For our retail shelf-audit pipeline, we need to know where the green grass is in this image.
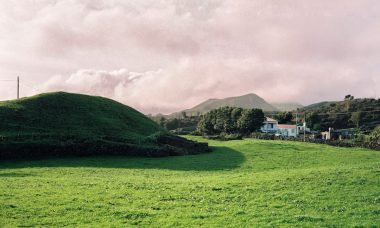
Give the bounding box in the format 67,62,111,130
1,138,379,227
0,92,207,158
0,92,161,141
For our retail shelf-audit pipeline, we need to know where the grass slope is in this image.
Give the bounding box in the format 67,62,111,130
0,92,208,158
0,138,379,227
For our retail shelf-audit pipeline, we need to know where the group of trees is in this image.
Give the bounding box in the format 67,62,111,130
157,116,199,132
304,97,380,131
196,107,265,135
275,112,293,124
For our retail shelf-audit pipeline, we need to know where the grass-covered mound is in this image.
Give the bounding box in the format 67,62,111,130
0,92,208,159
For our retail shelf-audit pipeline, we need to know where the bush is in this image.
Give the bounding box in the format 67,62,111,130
220,133,243,141
202,133,242,141
0,132,210,160
250,132,275,140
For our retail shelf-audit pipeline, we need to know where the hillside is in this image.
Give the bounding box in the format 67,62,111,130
0,92,208,159
272,102,303,111
299,98,380,131
170,93,278,118
301,101,338,111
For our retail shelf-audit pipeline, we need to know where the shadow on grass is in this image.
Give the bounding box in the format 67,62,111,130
0,172,34,177
0,146,245,171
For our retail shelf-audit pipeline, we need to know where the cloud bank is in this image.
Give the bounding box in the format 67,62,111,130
0,0,379,113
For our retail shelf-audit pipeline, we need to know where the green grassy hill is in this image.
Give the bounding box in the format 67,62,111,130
0,137,379,227
0,92,208,159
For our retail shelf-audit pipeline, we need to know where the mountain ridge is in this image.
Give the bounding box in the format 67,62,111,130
167,93,303,118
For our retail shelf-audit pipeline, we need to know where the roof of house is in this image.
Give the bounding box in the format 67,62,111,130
264,117,278,122
278,124,297,129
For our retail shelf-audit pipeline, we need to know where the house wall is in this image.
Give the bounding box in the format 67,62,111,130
278,128,297,137
261,122,278,133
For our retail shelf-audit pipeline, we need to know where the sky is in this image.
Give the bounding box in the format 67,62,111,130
0,0,379,114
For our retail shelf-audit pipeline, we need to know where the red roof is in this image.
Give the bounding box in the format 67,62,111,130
278,124,297,129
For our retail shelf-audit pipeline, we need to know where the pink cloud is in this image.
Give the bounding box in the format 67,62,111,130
0,0,379,113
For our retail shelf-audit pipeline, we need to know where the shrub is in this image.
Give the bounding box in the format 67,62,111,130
250,132,275,140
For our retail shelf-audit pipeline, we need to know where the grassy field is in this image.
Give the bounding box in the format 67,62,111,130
1,137,379,227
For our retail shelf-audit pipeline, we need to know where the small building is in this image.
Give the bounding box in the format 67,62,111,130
297,125,310,133
277,124,297,137
261,117,278,133
321,128,355,140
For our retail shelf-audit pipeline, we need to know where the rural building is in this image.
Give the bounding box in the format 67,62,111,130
297,125,310,133
321,128,355,140
277,124,298,137
261,117,279,133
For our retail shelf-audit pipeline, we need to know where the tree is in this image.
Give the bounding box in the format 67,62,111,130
181,111,187,119
344,94,354,101
368,126,380,144
197,111,216,135
165,118,180,130
306,112,321,130
159,117,166,128
277,112,293,124
350,111,362,129
196,107,264,136
237,109,265,135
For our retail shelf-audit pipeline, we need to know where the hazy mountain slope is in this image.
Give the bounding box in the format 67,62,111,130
170,93,278,117
272,103,303,111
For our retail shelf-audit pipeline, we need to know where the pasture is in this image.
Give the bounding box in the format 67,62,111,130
1,137,379,227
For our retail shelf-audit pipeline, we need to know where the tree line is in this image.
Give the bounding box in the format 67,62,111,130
196,106,265,136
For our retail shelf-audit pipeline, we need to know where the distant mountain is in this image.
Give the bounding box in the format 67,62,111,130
272,103,303,111
169,93,279,118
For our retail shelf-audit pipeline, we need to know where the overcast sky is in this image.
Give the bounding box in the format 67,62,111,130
0,0,379,114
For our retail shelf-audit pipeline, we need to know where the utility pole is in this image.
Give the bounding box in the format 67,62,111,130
303,112,306,142
295,112,298,137
17,76,19,99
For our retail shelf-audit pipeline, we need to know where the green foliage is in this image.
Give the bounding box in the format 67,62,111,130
0,138,379,227
368,126,380,143
164,118,180,130
276,111,293,124
306,112,321,130
197,107,264,136
152,115,200,134
350,111,363,128
344,94,354,101
237,109,265,135
301,98,380,131
0,92,209,159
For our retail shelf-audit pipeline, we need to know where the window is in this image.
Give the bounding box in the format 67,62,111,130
269,123,273,128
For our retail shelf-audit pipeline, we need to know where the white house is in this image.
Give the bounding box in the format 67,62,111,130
261,117,278,133
277,124,297,137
